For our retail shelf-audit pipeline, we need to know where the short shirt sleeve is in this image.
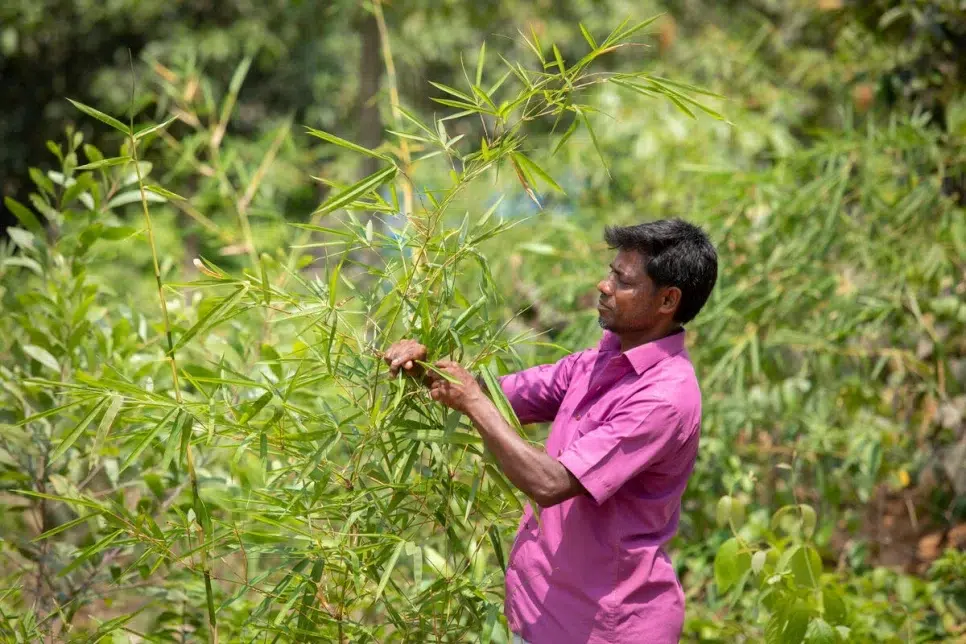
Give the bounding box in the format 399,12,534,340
498,352,581,425
557,398,690,505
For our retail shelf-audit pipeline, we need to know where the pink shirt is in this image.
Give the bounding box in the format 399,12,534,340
499,329,701,644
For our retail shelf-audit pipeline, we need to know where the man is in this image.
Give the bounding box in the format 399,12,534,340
383,219,718,644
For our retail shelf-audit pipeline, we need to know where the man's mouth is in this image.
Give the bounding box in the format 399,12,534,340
597,301,611,312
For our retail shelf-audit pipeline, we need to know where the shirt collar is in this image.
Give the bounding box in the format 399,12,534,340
598,329,687,375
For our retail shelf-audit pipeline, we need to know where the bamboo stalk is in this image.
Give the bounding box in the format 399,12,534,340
128,57,217,644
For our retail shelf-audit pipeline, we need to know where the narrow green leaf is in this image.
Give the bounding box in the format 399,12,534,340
172,286,248,353
475,41,486,87
551,116,579,157
579,24,598,49
58,530,122,577
372,540,406,605
18,397,98,426
67,99,131,134
259,253,272,306
32,512,99,542
75,156,132,171
51,398,109,462
488,525,506,573
512,153,565,193
4,197,44,236
578,110,609,176
314,166,397,216
305,127,390,160
120,408,178,473
145,184,186,201
92,395,123,459
134,116,178,141
614,14,663,42
239,391,273,424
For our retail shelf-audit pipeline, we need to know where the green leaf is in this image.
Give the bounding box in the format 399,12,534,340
488,525,506,573
67,99,130,134
17,397,98,426
790,545,822,588
314,166,397,216
23,344,60,373
145,184,186,201
372,540,406,605
579,23,597,49
475,41,486,87
751,549,767,575
99,226,140,241
32,512,99,542
7,227,35,251
613,14,663,43
578,109,609,176
714,537,750,593
172,286,248,353
62,173,95,209
800,504,817,538
75,156,132,171
51,398,110,462
92,395,123,459
822,587,847,624
805,618,836,644
4,197,44,236
120,408,178,473
305,127,390,160
512,153,565,194
106,190,166,209
716,495,732,528
239,391,273,424
452,294,487,331
134,116,178,141
58,529,122,577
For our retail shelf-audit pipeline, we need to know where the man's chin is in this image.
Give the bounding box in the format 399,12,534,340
597,316,613,331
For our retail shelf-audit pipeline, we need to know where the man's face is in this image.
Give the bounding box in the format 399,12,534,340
596,249,663,333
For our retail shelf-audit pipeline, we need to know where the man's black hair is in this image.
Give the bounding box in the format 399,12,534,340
604,218,718,324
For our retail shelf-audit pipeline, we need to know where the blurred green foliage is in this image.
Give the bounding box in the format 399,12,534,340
1,1,965,642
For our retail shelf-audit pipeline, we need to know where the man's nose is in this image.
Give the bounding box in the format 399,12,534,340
598,279,611,295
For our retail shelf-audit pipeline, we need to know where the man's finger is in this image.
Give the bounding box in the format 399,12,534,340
404,360,414,370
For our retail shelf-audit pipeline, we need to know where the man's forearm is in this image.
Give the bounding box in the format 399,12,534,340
463,397,583,508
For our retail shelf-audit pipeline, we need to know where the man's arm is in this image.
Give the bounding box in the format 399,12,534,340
432,360,587,508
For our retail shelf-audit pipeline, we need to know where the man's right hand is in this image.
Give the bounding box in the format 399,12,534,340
383,339,428,378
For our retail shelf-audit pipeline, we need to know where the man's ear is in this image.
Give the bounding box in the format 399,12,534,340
659,286,682,316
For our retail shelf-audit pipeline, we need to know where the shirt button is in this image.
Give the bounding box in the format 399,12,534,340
574,413,581,419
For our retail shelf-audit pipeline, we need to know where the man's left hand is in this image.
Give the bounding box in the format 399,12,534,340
427,360,487,415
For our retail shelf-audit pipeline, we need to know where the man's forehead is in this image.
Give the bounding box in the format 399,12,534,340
611,249,645,273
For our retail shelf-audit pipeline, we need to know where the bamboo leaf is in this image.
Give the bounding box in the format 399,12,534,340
172,285,248,353
314,166,398,216
120,408,178,473
134,116,179,141
51,398,109,462
92,395,124,460
372,540,406,605
75,156,132,171
67,99,131,134
475,41,486,87
578,109,609,176
512,153,565,193
145,184,186,201
305,127,390,160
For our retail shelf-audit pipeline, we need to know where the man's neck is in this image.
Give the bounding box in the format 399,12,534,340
616,324,682,353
